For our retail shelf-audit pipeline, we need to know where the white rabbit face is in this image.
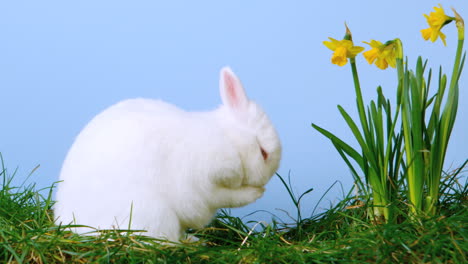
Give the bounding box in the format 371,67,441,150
231,102,281,187
218,67,281,188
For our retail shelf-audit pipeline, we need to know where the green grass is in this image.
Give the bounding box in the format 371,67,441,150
1,158,467,263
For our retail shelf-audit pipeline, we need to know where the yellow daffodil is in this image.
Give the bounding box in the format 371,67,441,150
363,40,397,70
421,5,454,46
323,37,364,66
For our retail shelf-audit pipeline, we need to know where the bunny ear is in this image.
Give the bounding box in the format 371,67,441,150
219,66,249,111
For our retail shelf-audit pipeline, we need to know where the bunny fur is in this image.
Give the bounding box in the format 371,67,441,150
54,67,281,242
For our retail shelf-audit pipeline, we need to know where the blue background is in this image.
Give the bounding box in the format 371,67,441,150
1,1,466,222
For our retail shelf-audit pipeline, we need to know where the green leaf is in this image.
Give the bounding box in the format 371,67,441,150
336,105,378,170
312,123,364,169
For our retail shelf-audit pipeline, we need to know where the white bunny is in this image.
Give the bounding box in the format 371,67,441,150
54,67,281,242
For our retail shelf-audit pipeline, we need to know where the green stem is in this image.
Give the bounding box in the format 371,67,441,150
350,58,377,170
350,58,369,133
350,58,387,220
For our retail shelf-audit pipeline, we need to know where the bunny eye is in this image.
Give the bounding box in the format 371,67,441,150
260,147,268,161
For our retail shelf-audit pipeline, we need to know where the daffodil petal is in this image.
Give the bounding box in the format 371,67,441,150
323,41,336,51
364,40,383,48
439,31,447,46
348,46,364,58
323,37,341,51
